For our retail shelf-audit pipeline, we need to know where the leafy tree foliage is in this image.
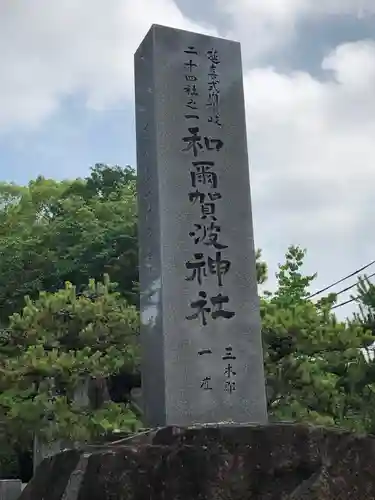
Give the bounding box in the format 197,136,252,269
262,246,375,432
353,276,375,337
0,164,138,325
1,164,375,476
255,249,268,285
0,276,140,446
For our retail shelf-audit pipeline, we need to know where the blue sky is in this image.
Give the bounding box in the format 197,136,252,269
0,98,135,183
1,0,375,318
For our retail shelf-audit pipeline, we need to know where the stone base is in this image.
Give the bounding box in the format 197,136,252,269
0,479,22,500
20,423,375,499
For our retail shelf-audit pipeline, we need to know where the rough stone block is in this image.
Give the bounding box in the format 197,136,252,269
20,424,375,499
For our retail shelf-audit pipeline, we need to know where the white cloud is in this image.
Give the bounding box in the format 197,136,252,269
245,39,375,313
246,39,375,190
217,0,375,61
0,0,216,132
322,40,375,91
1,0,374,132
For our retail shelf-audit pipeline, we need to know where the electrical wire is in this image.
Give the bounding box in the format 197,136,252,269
331,296,358,310
330,273,375,310
331,271,375,298
307,259,375,299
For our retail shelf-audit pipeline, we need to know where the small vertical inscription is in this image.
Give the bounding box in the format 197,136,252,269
222,346,237,394
198,348,213,391
206,48,222,127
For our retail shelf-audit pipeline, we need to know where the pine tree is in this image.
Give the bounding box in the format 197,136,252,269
262,246,375,431
0,276,141,446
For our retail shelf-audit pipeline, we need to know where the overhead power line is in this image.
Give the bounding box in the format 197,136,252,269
331,296,358,310
307,259,375,300
330,272,375,311
332,271,375,298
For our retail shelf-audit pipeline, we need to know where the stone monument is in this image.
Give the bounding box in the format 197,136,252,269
135,24,267,427
20,25,375,500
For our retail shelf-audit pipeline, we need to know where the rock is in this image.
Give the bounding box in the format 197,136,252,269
20,423,375,499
